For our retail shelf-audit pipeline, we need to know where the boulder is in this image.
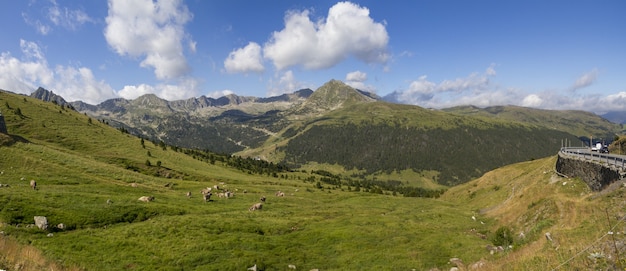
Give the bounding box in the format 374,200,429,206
34,216,48,230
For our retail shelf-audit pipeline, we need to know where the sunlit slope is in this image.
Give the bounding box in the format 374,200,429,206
441,156,626,270
264,101,580,185
443,105,620,139
0,90,493,271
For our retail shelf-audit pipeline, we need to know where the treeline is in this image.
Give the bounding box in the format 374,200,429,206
136,135,292,177
310,170,445,198
226,156,291,176
282,122,577,185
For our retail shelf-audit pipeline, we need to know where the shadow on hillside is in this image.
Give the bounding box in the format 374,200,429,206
0,133,30,147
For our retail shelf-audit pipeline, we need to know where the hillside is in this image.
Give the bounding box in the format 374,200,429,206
248,101,581,185
443,105,620,141
441,156,626,270
26,81,610,186
0,90,624,270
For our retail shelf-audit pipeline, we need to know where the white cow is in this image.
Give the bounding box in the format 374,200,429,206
249,203,263,211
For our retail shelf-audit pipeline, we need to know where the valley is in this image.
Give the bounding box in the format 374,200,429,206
0,87,625,270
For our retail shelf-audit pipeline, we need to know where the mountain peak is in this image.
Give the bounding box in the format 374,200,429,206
297,80,376,114
30,87,69,106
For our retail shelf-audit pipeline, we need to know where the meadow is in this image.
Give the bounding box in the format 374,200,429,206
1,91,625,270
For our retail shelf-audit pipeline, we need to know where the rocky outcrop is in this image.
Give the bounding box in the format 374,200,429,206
556,154,622,191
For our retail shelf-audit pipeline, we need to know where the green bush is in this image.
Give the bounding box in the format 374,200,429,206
492,226,514,247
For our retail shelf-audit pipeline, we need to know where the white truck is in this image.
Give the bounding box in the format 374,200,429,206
591,142,608,153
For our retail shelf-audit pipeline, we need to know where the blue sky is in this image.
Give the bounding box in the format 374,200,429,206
0,0,624,113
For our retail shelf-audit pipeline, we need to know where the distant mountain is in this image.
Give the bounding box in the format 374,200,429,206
601,111,626,125
442,105,620,141
25,80,621,185
293,79,377,115
30,87,70,107
62,87,314,153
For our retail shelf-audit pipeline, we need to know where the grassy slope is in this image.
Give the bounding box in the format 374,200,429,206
0,92,489,270
442,105,620,139
442,156,626,270
1,91,623,270
268,102,580,185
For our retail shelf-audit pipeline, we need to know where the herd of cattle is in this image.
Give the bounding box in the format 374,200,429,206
133,183,289,212
20,178,290,212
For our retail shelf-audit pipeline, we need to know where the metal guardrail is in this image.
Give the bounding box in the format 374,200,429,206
559,147,626,172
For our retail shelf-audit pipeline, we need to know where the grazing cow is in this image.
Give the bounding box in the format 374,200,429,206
224,191,234,198
203,192,212,202
260,196,266,202
213,185,220,190
186,191,192,198
275,191,285,197
200,187,212,195
249,203,263,211
138,196,155,202
30,180,37,190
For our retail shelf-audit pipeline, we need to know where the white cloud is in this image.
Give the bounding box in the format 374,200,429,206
118,77,199,101
346,70,367,82
394,66,496,106
485,63,497,76
104,0,194,80
385,63,626,114
47,1,94,30
22,12,52,35
53,66,117,104
22,0,94,35
263,1,389,70
345,70,376,92
571,68,598,91
521,94,543,107
119,76,200,101
0,40,116,104
268,70,304,96
224,42,265,74
206,89,234,99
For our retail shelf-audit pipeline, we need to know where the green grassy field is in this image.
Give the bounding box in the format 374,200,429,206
1,91,624,270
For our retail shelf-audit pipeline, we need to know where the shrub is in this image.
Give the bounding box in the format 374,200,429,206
492,226,514,247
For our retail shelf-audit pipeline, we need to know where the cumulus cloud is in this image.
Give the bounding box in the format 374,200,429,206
104,0,193,80
570,68,598,91
345,70,376,92
268,70,304,96
0,40,116,104
263,1,389,70
391,65,496,106
206,89,234,99
521,94,543,108
346,71,367,82
224,42,265,74
118,77,200,101
384,63,626,114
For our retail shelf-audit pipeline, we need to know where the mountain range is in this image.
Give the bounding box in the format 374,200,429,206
22,80,622,185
